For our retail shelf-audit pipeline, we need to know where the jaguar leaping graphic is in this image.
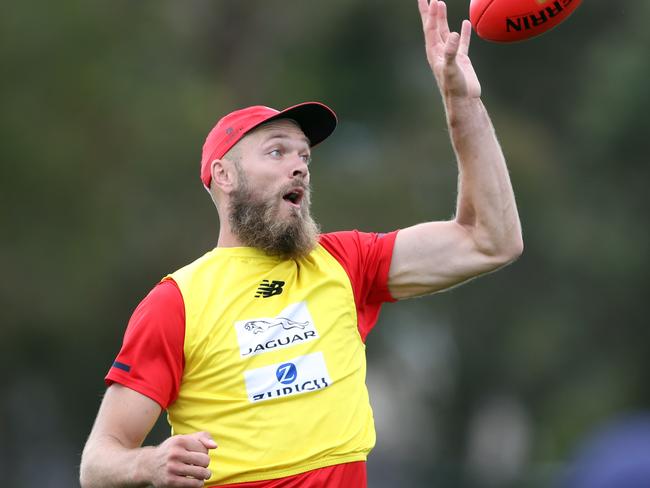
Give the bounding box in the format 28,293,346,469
244,318,310,334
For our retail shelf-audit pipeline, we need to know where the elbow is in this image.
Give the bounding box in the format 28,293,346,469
496,233,524,266
79,467,90,488
508,233,524,261
477,231,523,269
79,458,92,488
79,444,98,488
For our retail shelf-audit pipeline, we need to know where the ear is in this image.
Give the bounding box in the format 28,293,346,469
211,159,236,194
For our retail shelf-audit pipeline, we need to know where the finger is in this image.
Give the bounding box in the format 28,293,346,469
184,432,217,452
437,1,451,43
171,461,212,481
179,450,211,468
417,0,429,19
444,31,461,63
169,478,205,488
420,0,442,45
180,438,210,455
459,19,472,56
197,431,218,450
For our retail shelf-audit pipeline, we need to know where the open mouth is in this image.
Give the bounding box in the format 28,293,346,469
282,188,305,207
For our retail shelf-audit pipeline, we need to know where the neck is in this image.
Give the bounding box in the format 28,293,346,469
217,227,244,248
215,209,242,248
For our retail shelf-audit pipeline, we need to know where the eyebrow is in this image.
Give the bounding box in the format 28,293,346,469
261,133,311,147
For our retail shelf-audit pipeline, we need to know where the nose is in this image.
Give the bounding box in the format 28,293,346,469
290,155,309,180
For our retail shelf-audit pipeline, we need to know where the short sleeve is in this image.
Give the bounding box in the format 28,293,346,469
105,278,185,409
319,230,399,341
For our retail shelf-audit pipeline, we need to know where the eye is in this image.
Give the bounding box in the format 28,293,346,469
300,154,312,164
269,149,282,158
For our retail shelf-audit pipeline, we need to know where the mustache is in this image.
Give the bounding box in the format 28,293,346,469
279,178,309,193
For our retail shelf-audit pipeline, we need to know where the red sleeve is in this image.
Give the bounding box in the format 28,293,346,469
319,230,399,341
105,278,185,409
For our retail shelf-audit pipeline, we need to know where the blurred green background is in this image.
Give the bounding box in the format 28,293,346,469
1,1,648,487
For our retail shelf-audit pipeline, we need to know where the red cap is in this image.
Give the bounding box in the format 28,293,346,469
200,102,337,189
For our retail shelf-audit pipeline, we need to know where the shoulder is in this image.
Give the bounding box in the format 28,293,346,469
139,278,183,311
319,230,399,262
125,279,185,336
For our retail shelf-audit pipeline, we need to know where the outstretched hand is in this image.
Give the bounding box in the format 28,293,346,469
417,0,481,100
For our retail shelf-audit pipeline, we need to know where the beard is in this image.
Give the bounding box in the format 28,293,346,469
228,174,320,260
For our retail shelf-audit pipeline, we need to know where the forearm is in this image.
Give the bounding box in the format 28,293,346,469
445,96,523,258
80,435,154,488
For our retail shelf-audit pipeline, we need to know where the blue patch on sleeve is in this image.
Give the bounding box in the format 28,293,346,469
112,361,131,373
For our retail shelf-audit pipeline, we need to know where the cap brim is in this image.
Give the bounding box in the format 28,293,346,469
264,102,337,148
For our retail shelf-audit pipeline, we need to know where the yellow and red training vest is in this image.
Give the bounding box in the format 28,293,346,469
106,230,397,485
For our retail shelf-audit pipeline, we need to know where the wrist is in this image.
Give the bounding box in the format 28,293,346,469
445,98,495,147
132,446,156,486
443,94,482,111
444,96,486,130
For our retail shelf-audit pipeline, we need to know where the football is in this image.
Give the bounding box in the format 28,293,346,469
470,0,583,42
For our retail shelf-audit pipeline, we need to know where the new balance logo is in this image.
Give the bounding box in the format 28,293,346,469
254,280,285,298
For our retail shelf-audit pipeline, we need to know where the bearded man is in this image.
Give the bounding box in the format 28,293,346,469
80,2,523,487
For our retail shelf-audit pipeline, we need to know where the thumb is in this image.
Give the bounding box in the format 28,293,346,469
196,431,218,449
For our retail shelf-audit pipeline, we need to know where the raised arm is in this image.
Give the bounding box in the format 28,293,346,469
388,0,523,300
80,384,216,488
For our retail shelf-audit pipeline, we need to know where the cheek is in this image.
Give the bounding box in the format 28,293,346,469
258,174,285,196
246,179,281,203
237,161,286,197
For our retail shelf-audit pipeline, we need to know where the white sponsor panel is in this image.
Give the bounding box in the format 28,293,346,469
243,352,331,403
234,301,318,358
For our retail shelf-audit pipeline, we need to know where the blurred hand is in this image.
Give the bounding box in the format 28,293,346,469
418,0,481,100
146,431,218,488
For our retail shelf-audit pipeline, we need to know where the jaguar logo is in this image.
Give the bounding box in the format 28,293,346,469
243,318,309,335
234,301,318,358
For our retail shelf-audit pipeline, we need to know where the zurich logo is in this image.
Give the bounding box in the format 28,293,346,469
276,363,298,384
